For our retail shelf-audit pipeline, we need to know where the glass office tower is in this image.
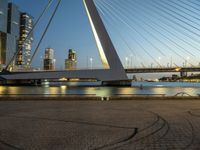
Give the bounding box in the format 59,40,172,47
0,0,8,33
6,3,20,66
17,13,33,68
0,0,8,68
65,49,77,70
43,48,55,70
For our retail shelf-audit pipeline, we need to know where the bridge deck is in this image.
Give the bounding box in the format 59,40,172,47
125,67,200,73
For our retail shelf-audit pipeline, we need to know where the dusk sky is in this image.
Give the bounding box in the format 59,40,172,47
9,0,200,69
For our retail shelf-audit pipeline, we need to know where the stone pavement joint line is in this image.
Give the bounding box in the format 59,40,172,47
0,100,199,150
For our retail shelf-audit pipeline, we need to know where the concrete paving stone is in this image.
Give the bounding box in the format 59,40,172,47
0,100,200,149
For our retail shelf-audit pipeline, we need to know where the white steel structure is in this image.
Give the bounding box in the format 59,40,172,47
0,0,128,82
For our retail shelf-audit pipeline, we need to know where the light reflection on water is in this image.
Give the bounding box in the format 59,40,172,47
0,82,200,97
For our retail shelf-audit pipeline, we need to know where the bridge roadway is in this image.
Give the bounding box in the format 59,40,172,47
0,67,200,82
125,67,200,73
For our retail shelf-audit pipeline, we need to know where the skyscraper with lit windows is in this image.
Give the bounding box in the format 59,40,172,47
17,13,33,68
0,0,8,68
43,48,55,70
65,49,77,70
0,1,21,69
7,3,20,68
0,1,33,70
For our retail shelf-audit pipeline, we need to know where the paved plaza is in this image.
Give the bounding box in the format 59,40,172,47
0,99,200,150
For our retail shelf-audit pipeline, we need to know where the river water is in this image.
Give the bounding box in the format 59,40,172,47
0,81,200,97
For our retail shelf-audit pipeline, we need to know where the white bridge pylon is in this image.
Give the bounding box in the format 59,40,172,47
0,0,128,82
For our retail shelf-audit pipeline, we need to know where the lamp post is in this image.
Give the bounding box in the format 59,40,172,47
130,54,133,68
40,56,43,70
90,58,93,69
151,63,153,68
158,57,161,68
53,59,56,70
167,63,170,68
170,56,173,67
125,57,128,68
185,56,190,67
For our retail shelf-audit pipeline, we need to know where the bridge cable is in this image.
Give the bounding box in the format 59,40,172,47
130,0,200,54
97,0,164,67
115,0,195,58
96,1,147,67
131,0,200,46
98,0,166,58
29,0,62,66
96,2,141,61
127,0,200,56
5,0,54,71
167,0,200,22
178,0,200,12
153,0,200,30
148,0,200,38
98,0,162,67
100,0,196,67
126,0,196,66
187,0,200,9
121,0,197,57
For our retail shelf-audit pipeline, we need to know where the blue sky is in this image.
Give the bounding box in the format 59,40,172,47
11,0,99,69
9,0,200,69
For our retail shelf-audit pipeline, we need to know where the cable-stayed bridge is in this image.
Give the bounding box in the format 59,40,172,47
1,0,200,85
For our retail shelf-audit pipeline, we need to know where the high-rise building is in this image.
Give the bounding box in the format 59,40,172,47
0,0,8,68
65,49,77,70
0,32,6,65
0,1,33,71
0,0,8,33
43,48,55,70
7,3,20,37
7,3,20,67
17,13,33,68
0,2,20,68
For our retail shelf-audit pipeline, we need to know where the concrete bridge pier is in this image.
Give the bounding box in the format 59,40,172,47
180,71,188,77
102,80,132,86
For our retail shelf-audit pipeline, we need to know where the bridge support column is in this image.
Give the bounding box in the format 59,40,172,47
102,80,132,86
180,71,187,77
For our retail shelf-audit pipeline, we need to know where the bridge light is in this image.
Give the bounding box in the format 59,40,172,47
175,67,181,72
59,77,68,81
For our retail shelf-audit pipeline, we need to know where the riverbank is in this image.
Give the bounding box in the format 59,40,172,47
1,95,200,101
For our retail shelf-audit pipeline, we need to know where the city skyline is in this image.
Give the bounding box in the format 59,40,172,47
7,0,200,70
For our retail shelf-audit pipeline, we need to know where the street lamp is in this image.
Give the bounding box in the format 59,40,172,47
158,57,161,67
167,63,170,68
151,63,153,68
40,56,43,70
130,54,133,68
125,57,128,68
185,56,190,67
90,58,93,69
53,59,56,70
170,56,172,67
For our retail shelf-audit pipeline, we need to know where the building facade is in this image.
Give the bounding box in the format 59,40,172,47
0,2,21,68
17,13,33,68
0,32,6,65
65,49,77,70
7,3,20,37
43,48,55,70
0,0,8,33
7,3,20,67
0,0,8,68
0,1,34,71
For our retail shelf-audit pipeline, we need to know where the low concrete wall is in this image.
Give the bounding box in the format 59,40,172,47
0,96,200,101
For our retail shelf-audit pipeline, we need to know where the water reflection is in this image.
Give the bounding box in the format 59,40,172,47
60,85,67,94
1,82,200,97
